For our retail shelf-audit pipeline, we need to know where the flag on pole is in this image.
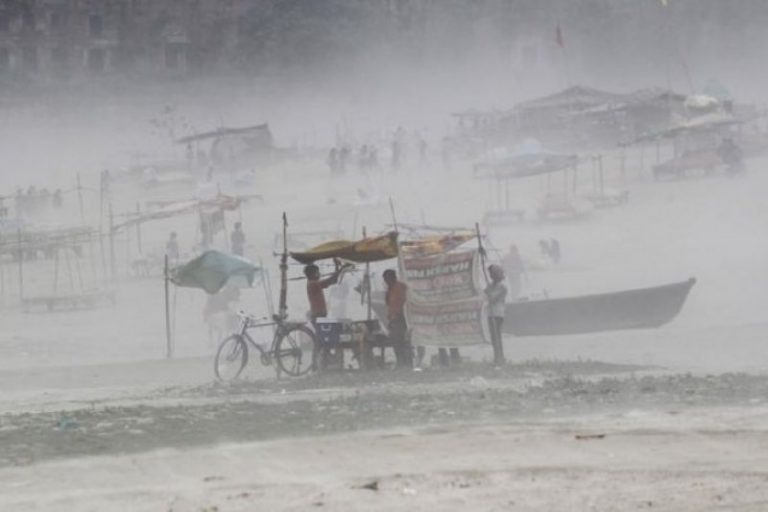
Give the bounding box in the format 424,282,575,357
556,23,565,48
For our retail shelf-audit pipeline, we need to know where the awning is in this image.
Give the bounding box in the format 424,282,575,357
399,234,475,257
290,232,398,264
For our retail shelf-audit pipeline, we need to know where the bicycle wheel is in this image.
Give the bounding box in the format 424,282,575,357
275,324,317,377
214,334,249,381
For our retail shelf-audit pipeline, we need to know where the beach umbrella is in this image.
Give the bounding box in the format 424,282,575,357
171,250,261,295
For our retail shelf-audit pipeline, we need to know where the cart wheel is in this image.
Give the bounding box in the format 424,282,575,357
214,334,248,381
275,324,317,377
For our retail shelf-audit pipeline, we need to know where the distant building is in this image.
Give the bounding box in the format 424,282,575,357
0,0,251,82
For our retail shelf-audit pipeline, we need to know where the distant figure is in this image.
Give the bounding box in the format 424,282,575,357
100,169,112,197
502,244,524,299
339,146,351,174
484,264,507,366
384,269,412,368
550,238,561,264
419,137,428,167
391,140,401,170
367,146,380,170
358,145,369,171
186,143,194,166
200,219,212,248
717,137,744,174
166,232,179,262
539,239,552,262
231,221,245,257
52,189,63,209
327,148,339,174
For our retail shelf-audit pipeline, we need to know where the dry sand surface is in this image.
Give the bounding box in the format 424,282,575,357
2,364,768,511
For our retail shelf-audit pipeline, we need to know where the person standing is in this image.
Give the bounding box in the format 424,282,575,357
305,261,345,322
550,238,561,264
383,269,412,368
231,222,245,257
484,264,507,365
327,148,339,175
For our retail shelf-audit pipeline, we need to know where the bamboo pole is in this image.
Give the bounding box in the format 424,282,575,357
52,247,60,295
76,173,85,224
278,213,288,319
136,202,142,254
363,226,371,321
16,228,23,301
164,254,173,358
109,202,116,282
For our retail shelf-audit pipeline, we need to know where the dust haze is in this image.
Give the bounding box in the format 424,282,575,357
1,1,768,510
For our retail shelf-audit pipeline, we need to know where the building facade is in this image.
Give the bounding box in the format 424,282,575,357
0,0,251,82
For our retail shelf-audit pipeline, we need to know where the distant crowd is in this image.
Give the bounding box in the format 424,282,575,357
327,127,431,175
13,186,65,218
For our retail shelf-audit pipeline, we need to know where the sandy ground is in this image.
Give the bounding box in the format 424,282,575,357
1,134,767,510
2,366,768,511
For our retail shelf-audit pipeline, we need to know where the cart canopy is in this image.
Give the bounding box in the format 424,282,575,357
290,232,398,264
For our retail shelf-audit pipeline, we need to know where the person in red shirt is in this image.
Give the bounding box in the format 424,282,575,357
384,269,412,368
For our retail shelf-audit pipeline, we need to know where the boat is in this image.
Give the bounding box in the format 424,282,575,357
504,278,696,336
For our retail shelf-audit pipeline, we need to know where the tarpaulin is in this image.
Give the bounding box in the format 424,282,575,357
290,232,398,264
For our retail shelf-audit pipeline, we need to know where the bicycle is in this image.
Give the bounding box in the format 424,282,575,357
214,311,317,381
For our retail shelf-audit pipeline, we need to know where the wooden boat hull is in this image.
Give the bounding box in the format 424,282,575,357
504,278,696,336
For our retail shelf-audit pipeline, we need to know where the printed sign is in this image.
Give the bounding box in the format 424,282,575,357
401,250,480,302
406,299,488,347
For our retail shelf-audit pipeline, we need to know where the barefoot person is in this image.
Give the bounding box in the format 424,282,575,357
484,264,508,365
305,261,345,323
384,269,413,368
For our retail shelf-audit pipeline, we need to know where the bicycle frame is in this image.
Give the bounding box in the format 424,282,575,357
235,313,309,366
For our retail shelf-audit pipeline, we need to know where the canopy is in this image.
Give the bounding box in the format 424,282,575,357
171,250,261,294
113,195,242,232
475,152,578,179
176,124,271,144
628,112,741,144
400,233,475,257
290,232,398,264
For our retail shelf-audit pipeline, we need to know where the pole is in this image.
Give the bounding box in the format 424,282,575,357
598,155,605,195
108,201,116,282
76,173,85,224
164,254,173,358
278,212,288,319
475,222,488,285
99,172,106,280
388,197,399,234
363,226,372,320
136,202,142,254
16,228,23,301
